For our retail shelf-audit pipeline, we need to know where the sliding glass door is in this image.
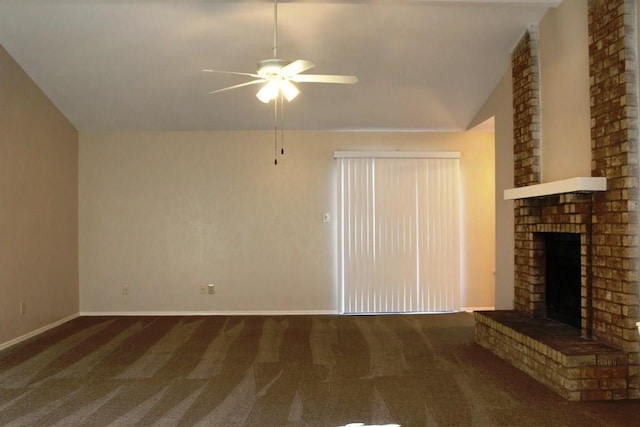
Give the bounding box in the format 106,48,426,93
337,152,461,314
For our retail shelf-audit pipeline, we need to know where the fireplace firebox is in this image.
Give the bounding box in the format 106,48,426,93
543,233,581,329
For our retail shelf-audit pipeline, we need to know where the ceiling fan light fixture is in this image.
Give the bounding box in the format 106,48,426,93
280,80,299,102
256,79,299,103
256,80,280,103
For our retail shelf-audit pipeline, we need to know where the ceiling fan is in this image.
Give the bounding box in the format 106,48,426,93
202,0,358,103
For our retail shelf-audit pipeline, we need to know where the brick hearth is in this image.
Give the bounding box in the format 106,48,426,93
476,311,628,401
475,0,640,401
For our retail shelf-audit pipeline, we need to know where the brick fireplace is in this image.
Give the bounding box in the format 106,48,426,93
475,0,640,401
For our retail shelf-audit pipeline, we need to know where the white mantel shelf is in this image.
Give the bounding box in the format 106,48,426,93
504,177,607,200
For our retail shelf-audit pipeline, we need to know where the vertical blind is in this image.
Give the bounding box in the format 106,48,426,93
336,152,461,314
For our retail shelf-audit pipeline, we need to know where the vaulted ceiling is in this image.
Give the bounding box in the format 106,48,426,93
0,0,559,132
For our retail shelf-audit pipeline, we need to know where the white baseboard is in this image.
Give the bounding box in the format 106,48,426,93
0,313,80,352
79,310,339,316
461,306,495,312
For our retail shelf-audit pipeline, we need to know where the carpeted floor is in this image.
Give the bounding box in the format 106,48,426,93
0,313,639,426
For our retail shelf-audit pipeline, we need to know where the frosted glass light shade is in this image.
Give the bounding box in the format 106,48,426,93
280,80,299,101
256,79,299,103
256,80,279,103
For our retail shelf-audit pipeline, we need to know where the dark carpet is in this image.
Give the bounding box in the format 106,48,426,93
0,313,638,426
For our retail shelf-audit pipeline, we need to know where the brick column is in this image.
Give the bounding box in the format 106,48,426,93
512,27,543,315
589,0,640,399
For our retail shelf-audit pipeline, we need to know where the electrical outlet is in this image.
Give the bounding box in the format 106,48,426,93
207,284,215,295
199,285,207,295
20,301,26,316
122,286,129,296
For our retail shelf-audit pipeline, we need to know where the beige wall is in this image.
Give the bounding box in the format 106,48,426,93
80,131,495,313
0,45,79,346
539,0,591,181
471,69,515,310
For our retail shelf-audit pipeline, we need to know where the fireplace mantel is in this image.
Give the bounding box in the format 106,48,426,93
504,177,607,200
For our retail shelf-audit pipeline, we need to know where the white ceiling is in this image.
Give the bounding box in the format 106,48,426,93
0,0,559,132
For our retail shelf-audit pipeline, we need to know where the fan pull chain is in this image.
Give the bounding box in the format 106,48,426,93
274,95,278,165
273,92,286,165
279,92,285,156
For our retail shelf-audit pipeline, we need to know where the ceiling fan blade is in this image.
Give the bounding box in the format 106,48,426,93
280,59,316,77
202,69,261,79
291,74,359,84
208,79,266,95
